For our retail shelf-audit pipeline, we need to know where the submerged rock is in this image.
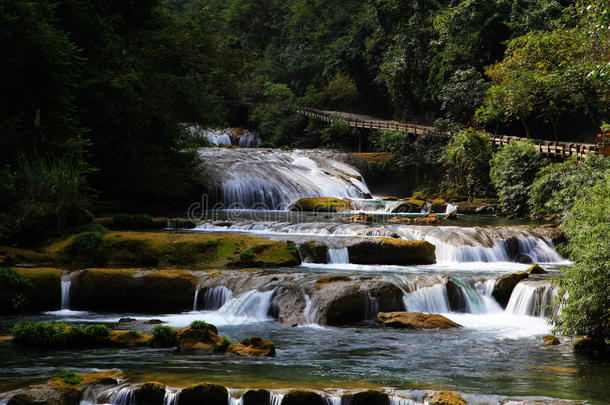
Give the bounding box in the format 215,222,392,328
424,391,468,405
176,384,228,405
412,213,441,225
281,390,327,405
347,238,436,265
543,335,560,346
376,312,462,329
290,197,351,212
228,336,275,357
492,271,529,308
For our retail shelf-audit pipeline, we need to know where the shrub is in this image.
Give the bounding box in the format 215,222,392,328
57,369,83,385
11,321,74,347
552,175,610,341
150,325,177,348
1,253,15,267
239,250,255,260
190,320,212,330
490,140,545,216
214,336,231,353
83,324,110,338
68,232,105,260
0,268,29,290
440,128,494,199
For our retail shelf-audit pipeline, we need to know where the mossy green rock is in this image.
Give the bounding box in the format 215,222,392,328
281,391,327,405
391,198,426,213
298,242,328,263
290,197,351,212
573,337,609,356
528,264,548,274
492,272,529,308
176,384,228,405
1,268,61,314
342,390,390,405
377,312,462,329
424,392,468,405
348,238,435,265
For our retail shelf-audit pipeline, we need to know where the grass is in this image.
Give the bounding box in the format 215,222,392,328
190,320,213,330
57,370,83,385
150,326,177,348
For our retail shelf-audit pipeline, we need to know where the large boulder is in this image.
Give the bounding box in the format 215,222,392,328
1,268,61,314
342,391,389,405
298,242,328,263
445,280,467,312
528,264,548,274
376,312,461,329
492,272,529,308
133,383,166,405
281,391,327,405
424,392,468,405
391,198,426,213
241,389,271,405
228,336,275,357
542,335,560,346
348,238,435,265
290,197,351,212
176,325,222,354
269,285,307,326
412,213,441,225
176,384,228,405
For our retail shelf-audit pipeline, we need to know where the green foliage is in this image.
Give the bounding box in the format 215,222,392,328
150,325,178,348
553,175,610,340
112,214,155,230
239,250,255,260
68,232,105,261
214,336,232,353
529,155,610,218
83,324,110,338
440,128,494,199
0,268,29,291
125,330,142,338
320,119,356,150
11,321,74,347
57,370,83,385
490,140,545,216
190,320,212,330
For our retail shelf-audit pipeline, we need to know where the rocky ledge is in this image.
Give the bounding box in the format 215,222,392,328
376,312,462,329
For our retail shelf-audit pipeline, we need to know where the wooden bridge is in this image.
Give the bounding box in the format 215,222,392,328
297,107,600,159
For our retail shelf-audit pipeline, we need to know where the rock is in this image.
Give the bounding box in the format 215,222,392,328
424,392,468,405
176,384,228,405
119,318,137,323
543,335,560,345
391,198,426,213
573,337,609,356
342,390,389,405
280,390,327,405
528,264,548,274
444,212,459,220
376,312,461,329
381,196,399,201
456,200,498,215
228,336,275,357
143,319,164,325
412,213,441,225
348,238,435,265
492,272,529,308
315,275,351,287
176,326,222,354
107,330,151,347
515,254,533,264
134,383,166,405
388,217,412,224
166,219,197,229
445,280,467,312
290,197,351,212
345,213,377,223
1,268,62,314
298,242,328,263
241,389,271,405
269,285,307,326
430,199,447,213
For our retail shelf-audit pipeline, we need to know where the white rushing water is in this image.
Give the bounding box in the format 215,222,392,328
61,280,71,310
327,247,349,264
403,284,451,313
185,127,261,147
198,148,371,209
201,286,234,311
505,280,556,317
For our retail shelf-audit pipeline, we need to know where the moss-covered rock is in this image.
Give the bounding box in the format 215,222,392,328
492,272,529,308
412,213,441,225
107,330,151,347
298,242,328,263
133,383,166,405
176,326,222,354
0,268,61,314
388,217,412,224
290,197,351,212
543,335,560,346
424,391,468,405
430,199,447,213
228,336,276,357
70,269,196,313
315,275,351,287
528,264,548,274
573,337,609,356
348,238,435,265
241,389,271,405
377,312,462,329
391,198,426,213
342,390,389,405
345,213,377,223
456,200,498,215
280,390,327,405
176,384,228,405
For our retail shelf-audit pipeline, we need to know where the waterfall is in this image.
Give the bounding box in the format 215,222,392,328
505,281,557,317
453,278,502,314
420,202,432,214
326,396,342,405
403,284,451,313
327,247,349,264
445,203,458,214
270,393,284,405
163,389,179,405
192,288,200,311
303,294,318,324
109,388,134,405
202,286,233,310
227,392,242,405
61,280,72,310
218,289,276,321
389,396,417,405
365,292,380,320
198,148,371,209
517,237,564,263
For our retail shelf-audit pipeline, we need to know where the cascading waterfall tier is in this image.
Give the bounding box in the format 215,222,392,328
198,148,372,209
61,280,72,310
201,286,233,311
185,126,261,147
505,280,557,317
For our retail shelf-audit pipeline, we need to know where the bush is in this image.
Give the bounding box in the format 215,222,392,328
440,128,494,199
68,232,105,261
0,268,29,290
239,250,255,260
83,324,110,338
490,140,545,216
150,326,177,348
529,155,610,219
553,175,610,340
190,320,212,330
112,214,155,230
57,370,83,385
214,336,231,353
11,321,74,347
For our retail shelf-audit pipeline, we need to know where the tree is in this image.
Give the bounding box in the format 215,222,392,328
489,140,545,216
553,174,610,341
